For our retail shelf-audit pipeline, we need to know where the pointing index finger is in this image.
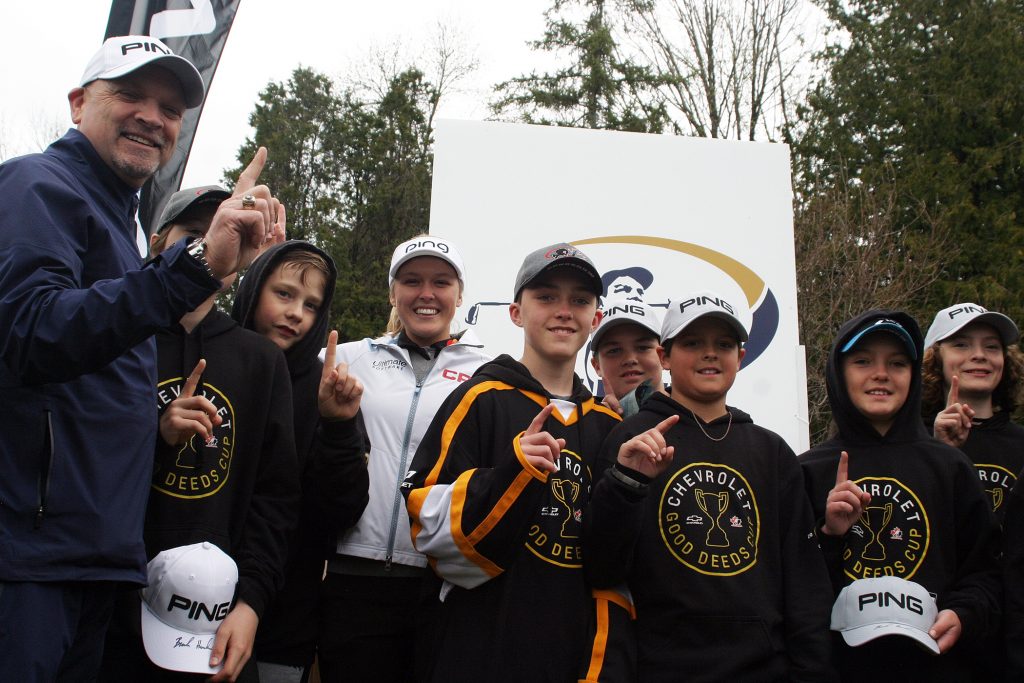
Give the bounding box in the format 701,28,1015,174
181,359,206,399
323,331,338,379
234,147,267,195
835,450,849,487
946,374,959,408
525,403,556,437
656,414,680,434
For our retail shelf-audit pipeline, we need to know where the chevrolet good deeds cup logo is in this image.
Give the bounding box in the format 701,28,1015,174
974,463,1015,513
526,449,591,568
659,462,760,576
844,477,929,581
154,378,236,499
574,236,780,367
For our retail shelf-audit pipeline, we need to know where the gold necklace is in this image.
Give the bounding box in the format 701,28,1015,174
690,408,732,442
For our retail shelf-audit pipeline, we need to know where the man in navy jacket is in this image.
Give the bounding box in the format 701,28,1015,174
0,36,284,681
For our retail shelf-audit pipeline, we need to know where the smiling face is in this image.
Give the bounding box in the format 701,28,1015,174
69,65,185,188
591,325,663,398
511,269,601,367
390,256,462,346
254,262,327,351
661,316,744,417
937,322,1004,403
842,332,912,435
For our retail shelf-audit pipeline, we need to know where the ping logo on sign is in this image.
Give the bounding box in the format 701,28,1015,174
679,295,735,315
405,239,449,254
857,591,924,615
167,594,230,622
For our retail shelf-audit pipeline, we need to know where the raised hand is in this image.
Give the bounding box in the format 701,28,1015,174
319,330,363,421
822,451,871,537
616,414,679,478
518,403,565,474
159,359,221,446
203,147,286,280
933,374,974,448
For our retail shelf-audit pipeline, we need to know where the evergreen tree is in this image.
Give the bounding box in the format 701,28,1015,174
492,0,669,132
226,66,438,340
795,0,1024,322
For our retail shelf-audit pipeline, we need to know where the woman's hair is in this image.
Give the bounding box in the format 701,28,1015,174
921,342,1024,415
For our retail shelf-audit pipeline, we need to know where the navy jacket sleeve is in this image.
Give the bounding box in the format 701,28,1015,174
0,164,218,385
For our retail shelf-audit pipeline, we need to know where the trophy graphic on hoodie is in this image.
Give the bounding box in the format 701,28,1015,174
552,479,581,538
859,503,894,561
695,489,730,548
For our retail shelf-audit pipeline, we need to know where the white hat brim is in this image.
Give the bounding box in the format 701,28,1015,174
840,621,940,655
140,599,223,674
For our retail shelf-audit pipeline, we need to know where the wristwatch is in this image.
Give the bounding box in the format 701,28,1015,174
186,237,217,280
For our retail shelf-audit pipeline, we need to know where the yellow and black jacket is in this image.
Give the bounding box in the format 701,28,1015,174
405,354,624,682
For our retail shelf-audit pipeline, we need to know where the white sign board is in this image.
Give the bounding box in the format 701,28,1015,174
429,120,809,453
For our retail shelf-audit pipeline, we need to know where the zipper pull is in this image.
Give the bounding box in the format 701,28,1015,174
384,555,393,571
34,505,44,529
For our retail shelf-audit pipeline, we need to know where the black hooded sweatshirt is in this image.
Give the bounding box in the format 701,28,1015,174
585,391,836,682
148,308,299,619
404,354,622,683
800,310,1001,680
926,409,1024,525
231,241,370,666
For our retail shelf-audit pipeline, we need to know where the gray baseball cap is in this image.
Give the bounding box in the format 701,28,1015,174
155,186,230,234
513,243,602,301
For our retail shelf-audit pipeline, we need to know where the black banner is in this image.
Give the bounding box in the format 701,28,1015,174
105,0,242,238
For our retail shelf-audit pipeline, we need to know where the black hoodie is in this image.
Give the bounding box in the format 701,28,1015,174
586,391,836,682
148,308,300,619
800,309,1001,680
231,241,370,666
405,354,621,683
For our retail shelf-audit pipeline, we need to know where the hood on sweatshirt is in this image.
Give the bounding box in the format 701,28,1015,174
826,309,929,445
232,241,338,377
475,354,595,405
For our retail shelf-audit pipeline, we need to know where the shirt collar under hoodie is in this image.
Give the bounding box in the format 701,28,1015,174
231,240,338,378
825,309,929,446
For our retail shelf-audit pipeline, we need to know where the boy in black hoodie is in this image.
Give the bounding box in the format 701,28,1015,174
231,241,370,683
404,243,648,682
585,290,835,682
100,188,301,682
800,309,1001,681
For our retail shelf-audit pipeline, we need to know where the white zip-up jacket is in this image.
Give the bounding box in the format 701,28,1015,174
331,330,489,568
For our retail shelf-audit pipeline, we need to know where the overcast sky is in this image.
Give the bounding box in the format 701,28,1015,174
0,0,552,185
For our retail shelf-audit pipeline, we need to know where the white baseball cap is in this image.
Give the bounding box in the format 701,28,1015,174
140,542,238,674
592,300,662,353
388,235,465,287
830,577,939,654
924,302,1019,349
661,290,748,343
80,36,205,109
